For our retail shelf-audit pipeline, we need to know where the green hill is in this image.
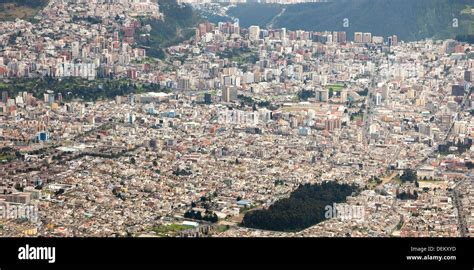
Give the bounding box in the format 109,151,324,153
135,0,202,59
0,0,48,21
227,3,283,27
226,0,474,42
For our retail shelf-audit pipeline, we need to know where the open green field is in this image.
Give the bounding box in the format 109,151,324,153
149,224,195,237
326,84,345,92
0,154,15,162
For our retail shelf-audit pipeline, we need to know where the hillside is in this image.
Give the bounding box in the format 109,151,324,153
0,0,48,21
226,3,283,28
225,0,474,42
136,0,201,59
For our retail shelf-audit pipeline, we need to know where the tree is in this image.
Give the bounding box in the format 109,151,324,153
297,89,315,101
400,169,417,182
241,182,358,232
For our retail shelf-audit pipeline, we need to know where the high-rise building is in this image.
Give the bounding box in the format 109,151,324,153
453,121,467,135
222,86,237,103
375,93,382,105
1,91,8,103
464,70,472,82
71,41,80,58
178,78,191,90
315,89,329,102
419,123,432,137
354,32,363,43
392,35,398,46
381,85,390,100
204,93,212,104
452,85,465,96
125,113,136,124
337,31,347,44
362,32,372,43
340,90,348,103
128,93,135,106
249,25,260,42
127,68,137,80
325,117,341,131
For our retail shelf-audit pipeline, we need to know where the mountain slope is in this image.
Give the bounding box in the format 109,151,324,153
0,0,48,21
226,0,474,42
136,0,201,58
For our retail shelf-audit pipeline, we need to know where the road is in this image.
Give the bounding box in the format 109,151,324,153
452,178,470,237
266,7,286,29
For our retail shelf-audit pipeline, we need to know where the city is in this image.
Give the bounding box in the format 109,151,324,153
0,0,473,242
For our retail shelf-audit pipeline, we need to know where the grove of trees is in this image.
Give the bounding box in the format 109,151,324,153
241,181,359,232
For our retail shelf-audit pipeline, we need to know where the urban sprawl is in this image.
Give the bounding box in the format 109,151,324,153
0,0,473,237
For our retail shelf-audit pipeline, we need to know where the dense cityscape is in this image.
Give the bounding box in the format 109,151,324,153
0,0,473,239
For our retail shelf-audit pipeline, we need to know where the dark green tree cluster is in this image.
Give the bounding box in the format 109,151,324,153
0,77,166,102
350,109,364,121
173,168,192,176
216,47,257,67
456,34,474,44
357,88,369,96
297,89,315,101
437,138,473,154
241,182,358,232
400,169,417,183
368,176,382,184
396,190,418,200
274,179,285,186
72,15,102,25
328,88,334,99
237,94,271,109
184,210,218,223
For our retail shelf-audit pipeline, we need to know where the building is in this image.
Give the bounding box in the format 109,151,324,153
375,93,382,106
204,93,212,104
125,113,136,124
372,36,384,44
315,89,329,102
354,32,363,43
222,86,237,103
325,117,341,131
464,70,472,82
127,68,137,80
452,84,465,96
337,31,347,44
453,121,467,135
388,35,398,46
249,25,260,42
362,32,372,43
